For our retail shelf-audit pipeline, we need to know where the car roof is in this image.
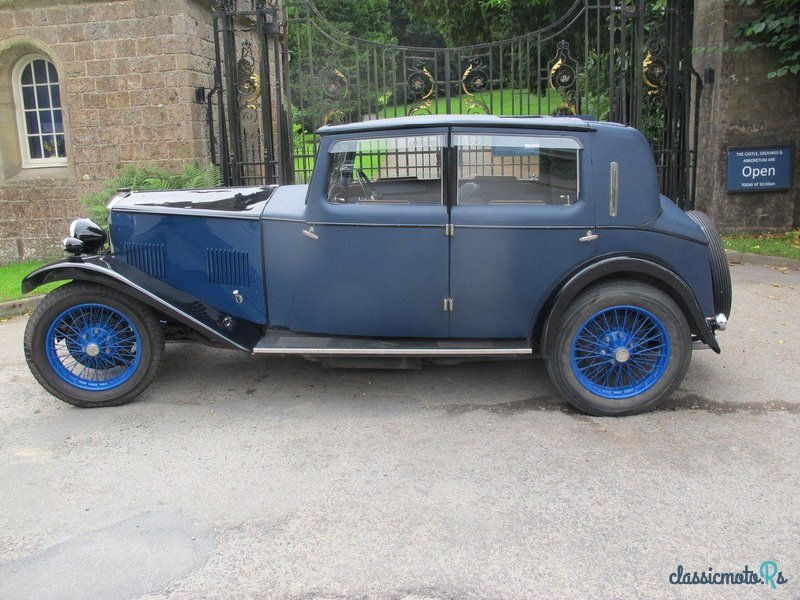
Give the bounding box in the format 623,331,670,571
316,114,599,135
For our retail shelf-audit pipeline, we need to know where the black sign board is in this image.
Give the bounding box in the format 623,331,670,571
727,145,794,193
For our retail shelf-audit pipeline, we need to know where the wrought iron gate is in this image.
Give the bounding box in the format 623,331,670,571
208,0,699,207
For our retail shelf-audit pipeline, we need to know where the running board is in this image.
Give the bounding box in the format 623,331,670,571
252,331,532,356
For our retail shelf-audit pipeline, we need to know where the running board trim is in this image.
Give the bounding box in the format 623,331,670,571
252,331,532,356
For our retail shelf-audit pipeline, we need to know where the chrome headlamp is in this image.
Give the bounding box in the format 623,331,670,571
63,218,107,255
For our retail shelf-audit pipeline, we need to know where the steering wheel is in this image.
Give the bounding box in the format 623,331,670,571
355,168,381,201
327,181,349,204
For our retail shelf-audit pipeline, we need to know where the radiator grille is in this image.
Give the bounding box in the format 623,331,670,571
122,242,166,279
207,248,250,287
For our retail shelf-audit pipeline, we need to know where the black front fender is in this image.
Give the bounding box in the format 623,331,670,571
537,256,721,356
23,255,261,352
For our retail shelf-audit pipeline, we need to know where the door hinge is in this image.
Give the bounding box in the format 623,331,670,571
444,223,455,236
443,297,454,312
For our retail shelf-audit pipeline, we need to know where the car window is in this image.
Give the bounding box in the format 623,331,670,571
455,133,580,206
327,134,444,205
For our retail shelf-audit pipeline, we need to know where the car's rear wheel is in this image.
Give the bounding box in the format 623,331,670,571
24,282,164,407
546,281,692,416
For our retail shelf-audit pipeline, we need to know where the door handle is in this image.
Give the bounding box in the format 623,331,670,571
302,227,319,240
579,230,598,242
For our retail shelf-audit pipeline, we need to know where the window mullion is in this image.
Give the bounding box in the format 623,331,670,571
46,75,57,158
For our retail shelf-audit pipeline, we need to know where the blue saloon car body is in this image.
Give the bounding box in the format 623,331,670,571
24,115,723,362
23,115,730,414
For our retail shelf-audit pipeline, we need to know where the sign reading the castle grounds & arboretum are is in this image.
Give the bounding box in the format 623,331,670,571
726,145,794,193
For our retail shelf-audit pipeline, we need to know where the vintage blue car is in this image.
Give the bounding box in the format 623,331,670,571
22,115,731,416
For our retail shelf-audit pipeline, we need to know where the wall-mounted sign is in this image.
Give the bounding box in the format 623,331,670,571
727,145,794,193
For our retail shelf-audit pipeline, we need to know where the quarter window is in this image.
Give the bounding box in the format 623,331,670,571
13,56,67,168
455,134,579,205
327,134,444,205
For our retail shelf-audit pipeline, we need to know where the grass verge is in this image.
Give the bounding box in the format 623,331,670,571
0,260,65,303
723,229,800,261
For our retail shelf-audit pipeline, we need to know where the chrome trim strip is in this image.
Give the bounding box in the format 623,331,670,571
448,224,592,230
262,216,306,223
252,347,532,356
306,221,443,229
609,161,618,217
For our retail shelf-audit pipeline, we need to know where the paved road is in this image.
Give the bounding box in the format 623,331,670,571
1,263,798,599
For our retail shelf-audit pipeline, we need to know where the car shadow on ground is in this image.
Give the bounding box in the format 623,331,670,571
148,343,799,417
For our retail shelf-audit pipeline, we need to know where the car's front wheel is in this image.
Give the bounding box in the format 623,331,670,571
24,282,164,407
546,281,692,416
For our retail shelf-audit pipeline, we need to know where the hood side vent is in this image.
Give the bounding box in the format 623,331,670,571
122,242,166,279
207,248,250,287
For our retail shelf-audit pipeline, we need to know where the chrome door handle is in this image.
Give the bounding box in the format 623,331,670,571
579,230,598,242
301,227,319,240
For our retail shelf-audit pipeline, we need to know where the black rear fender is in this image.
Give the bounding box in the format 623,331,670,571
535,256,720,356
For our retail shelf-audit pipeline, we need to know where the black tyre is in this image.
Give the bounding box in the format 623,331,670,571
546,281,692,416
686,210,732,317
24,282,165,407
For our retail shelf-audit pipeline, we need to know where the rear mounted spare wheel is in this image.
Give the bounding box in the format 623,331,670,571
686,210,732,318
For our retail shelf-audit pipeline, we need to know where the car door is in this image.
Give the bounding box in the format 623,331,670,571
449,128,596,338
289,128,450,338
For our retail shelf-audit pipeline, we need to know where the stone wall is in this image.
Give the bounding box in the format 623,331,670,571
692,0,800,231
0,0,215,261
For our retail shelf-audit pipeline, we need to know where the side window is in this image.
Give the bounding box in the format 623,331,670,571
455,133,579,206
327,134,444,205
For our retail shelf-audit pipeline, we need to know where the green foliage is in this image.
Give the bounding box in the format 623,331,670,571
309,0,396,42
728,0,800,78
402,0,563,45
389,0,446,47
81,163,222,227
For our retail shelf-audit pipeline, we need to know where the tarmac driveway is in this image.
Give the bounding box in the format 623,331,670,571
0,263,798,599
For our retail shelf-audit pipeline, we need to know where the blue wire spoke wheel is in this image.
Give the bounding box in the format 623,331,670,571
570,305,671,399
45,303,142,391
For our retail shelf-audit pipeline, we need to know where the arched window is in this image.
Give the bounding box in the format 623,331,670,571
12,55,67,168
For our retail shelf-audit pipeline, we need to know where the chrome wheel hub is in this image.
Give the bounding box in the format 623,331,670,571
614,347,630,363
85,343,101,357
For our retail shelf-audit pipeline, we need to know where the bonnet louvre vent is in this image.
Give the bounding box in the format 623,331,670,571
207,248,250,287
122,242,166,278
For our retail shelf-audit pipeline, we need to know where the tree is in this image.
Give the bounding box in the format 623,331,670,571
402,0,562,45
307,0,396,43
389,0,446,47
728,0,800,78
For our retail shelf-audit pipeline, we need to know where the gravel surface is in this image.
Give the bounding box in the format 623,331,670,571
1,263,798,599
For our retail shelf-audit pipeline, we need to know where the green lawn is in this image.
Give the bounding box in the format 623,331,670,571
378,88,566,119
723,229,800,260
0,260,65,303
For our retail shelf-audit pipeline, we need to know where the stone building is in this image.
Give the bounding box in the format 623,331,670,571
692,0,800,231
0,0,215,261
